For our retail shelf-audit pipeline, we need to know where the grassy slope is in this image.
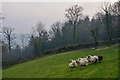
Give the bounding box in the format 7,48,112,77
3,45,118,78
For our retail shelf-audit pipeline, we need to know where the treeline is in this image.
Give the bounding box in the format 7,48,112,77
1,2,119,63
2,40,118,69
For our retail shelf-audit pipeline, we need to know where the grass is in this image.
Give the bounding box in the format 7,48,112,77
2,44,118,78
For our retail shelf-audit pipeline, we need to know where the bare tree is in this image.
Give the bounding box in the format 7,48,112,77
65,5,83,44
111,1,120,39
90,28,98,44
49,22,62,38
20,34,26,49
2,26,16,54
111,1,120,16
101,3,113,41
36,21,45,37
35,21,46,56
90,12,103,44
49,22,63,47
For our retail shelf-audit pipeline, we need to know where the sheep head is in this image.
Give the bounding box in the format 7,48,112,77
78,58,81,61
73,62,77,67
87,56,91,61
70,60,73,63
76,60,80,64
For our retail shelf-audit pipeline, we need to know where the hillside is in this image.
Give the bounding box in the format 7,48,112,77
2,44,118,78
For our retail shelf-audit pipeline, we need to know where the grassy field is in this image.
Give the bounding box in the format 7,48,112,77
2,44,118,78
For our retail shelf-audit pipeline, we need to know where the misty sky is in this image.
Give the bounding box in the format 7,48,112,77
2,2,105,34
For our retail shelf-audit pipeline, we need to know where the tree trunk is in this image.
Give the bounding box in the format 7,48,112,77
118,15,120,39
73,23,76,44
94,36,97,44
8,35,11,54
105,13,112,42
39,38,42,56
38,36,42,56
95,29,98,44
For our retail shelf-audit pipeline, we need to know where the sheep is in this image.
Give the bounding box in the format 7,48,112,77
69,60,77,71
78,58,88,62
76,59,88,70
98,55,103,63
86,55,98,64
69,60,76,63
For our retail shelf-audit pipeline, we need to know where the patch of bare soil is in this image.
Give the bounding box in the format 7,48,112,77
96,47,109,51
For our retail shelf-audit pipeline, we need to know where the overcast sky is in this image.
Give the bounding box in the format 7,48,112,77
2,2,106,34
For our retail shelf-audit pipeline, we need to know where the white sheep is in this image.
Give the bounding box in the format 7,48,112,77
78,58,88,61
76,59,88,69
69,60,77,71
86,55,98,64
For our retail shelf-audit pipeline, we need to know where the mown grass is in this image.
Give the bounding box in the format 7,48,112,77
2,44,118,78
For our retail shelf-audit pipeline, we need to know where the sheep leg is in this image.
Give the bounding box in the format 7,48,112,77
86,65,88,68
69,67,71,71
95,59,97,64
89,61,91,64
89,61,92,64
86,62,88,68
80,65,82,70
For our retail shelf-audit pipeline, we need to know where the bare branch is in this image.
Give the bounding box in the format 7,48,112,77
65,5,83,24
2,26,16,53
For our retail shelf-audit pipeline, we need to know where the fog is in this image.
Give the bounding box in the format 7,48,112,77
2,2,104,34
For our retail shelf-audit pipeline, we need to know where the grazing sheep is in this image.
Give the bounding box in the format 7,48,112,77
69,60,74,63
69,60,77,71
78,58,88,62
98,56,103,63
76,59,88,70
86,55,98,64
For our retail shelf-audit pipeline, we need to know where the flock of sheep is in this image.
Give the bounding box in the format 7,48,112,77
69,55,103,71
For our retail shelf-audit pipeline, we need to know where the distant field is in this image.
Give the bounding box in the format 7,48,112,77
2,44,118,78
